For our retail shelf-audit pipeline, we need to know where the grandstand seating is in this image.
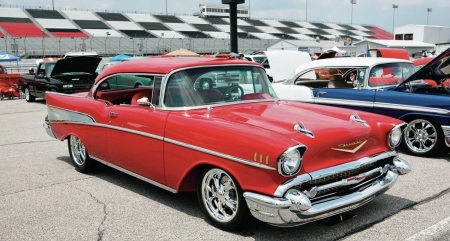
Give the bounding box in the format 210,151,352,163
0,6,394,58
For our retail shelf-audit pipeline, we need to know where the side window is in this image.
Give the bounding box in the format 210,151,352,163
37,64,46,76
96,74,155,105
152,76,163,107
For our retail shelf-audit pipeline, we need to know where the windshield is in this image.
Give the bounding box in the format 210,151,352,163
164,66,277,107
367,63,415,87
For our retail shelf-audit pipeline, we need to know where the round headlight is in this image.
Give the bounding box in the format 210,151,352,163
278,148,302,176
389,125,403,147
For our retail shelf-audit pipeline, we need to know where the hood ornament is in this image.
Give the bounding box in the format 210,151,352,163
350,112,369,127
294,121,314,138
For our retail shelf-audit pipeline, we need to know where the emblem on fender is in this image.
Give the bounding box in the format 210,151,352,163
331,140,367,153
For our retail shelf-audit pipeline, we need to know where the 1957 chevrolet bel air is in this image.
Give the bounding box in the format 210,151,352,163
44,57,411,230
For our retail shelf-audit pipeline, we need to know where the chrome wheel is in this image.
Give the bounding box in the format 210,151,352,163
70,135,87,166
200,79,211,90
201,168,239,223
25,88,29,101
25,87,35,102
404,119,438,154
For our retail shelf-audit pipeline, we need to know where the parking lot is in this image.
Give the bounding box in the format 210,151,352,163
1,98,449,241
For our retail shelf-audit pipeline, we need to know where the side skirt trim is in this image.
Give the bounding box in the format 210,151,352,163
89,155,177,193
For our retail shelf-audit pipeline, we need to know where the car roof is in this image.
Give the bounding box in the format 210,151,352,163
96,56,261,83
295,57,412,71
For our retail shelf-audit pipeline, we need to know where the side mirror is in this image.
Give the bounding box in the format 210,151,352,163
137,97,154,108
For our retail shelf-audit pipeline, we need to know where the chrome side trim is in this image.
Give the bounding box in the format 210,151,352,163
47,105,96,123
442,125,450,148
315,97,450,115
46,91,86,98
164,138,276,170
274,150,398,197
90,155,177,193
315,98,373,108
315,98,450,115
49,120,273,170
374,102,450,115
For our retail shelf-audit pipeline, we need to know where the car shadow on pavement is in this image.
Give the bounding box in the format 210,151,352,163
54,154,416,240
395,145,450,162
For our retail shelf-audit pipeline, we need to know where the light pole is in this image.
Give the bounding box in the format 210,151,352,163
105,31,110,55
306,0,308,21
166,0,168,15
392,4,398,38
350,0,356,25
427,8,432,25
52,0,55,10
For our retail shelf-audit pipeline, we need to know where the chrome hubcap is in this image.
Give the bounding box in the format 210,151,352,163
404,119,437,153
202,81,210,89
70,136,86,165
202,169,238,222
25,88,29,100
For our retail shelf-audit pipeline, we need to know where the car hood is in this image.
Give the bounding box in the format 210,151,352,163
400,47,450,86
264,51,311,82
51,56,102,76
212,101,399,173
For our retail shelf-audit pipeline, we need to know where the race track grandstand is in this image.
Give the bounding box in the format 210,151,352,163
0,5,393,58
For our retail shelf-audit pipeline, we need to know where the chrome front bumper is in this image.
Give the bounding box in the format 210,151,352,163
243,152,411,227
43,121,56,139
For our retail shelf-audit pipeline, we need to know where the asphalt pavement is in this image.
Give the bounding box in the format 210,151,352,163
1,98,449,241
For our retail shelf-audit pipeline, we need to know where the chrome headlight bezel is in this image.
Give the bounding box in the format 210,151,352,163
277,144,307,177
388,123,406,148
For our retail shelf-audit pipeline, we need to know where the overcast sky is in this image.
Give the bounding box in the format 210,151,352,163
4,0,450,32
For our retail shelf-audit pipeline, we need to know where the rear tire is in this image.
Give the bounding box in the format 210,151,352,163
25,87,35,102
197,167,249,231
68,135,96,173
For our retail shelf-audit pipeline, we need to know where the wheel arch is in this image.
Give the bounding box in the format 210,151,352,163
177,161,244,193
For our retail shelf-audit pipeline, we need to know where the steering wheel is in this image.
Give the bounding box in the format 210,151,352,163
221,85,244,101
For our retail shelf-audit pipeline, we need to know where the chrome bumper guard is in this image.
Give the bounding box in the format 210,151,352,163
43,121,56,139
243,151,411,227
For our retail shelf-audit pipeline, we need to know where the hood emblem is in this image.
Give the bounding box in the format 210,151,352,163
294,121,314,138
331,140,367,153
350,112,369,127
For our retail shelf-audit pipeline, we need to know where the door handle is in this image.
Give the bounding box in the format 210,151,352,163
109,112,119,118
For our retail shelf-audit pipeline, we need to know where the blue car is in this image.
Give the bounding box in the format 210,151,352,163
273,48,450,156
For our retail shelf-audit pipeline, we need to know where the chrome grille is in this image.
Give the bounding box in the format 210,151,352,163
294,157,391,199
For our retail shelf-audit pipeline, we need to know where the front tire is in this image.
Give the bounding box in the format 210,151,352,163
25,87,35,102
403,118,443,156
68,135,95,173
197,167,248,231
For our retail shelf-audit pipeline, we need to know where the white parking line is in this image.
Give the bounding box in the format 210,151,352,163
405,216,450,241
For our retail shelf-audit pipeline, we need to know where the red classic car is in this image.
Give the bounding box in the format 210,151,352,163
43,57,411,230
